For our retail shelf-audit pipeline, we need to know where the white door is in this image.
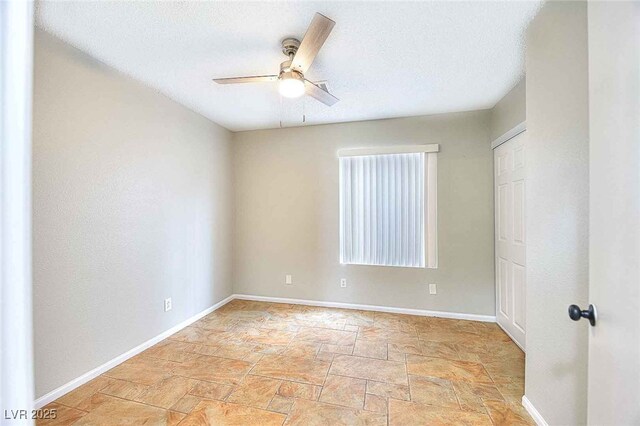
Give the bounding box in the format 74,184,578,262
587,2,639,424
494,133,526,349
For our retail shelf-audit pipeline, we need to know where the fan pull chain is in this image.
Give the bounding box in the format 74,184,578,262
303,96,306,123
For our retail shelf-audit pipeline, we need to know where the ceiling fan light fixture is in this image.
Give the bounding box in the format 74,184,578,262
278,71,305,98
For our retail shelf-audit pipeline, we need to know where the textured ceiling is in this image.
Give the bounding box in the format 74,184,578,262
36,1,542,132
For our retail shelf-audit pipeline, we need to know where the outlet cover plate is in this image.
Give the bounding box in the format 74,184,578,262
340,278,347,288
285,275,292,285
164,298,172,312
429,284,437,295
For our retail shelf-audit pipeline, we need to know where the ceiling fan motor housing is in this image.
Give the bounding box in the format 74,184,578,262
281,38,301,58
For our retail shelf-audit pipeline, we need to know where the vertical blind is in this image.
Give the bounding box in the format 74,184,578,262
339,149,438,268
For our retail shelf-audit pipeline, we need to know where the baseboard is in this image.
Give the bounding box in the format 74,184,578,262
34,294,235,409
34,292,494,408
233,294,496,323
522,395,549,426
496,322,526,352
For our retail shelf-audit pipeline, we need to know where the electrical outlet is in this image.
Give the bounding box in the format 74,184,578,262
164,298,172,312
429,284,437,295
340,278,347,288
285,274,292,285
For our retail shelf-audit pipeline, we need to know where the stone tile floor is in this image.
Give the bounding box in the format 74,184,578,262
39,299,534,425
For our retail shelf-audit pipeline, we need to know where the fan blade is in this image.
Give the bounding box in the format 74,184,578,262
213,75,278,84
305,80,339,106
291,13,335,73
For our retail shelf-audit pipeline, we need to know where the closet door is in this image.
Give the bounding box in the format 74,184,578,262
494,133,526,349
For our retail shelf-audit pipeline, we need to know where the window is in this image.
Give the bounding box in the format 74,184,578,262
339,145,438,268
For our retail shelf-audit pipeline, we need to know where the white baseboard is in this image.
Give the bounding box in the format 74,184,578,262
233,294,496,323
34,294,235,409
34,293,495,408
522,395,549,426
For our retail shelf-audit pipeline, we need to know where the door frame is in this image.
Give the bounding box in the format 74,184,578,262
1,0,35,418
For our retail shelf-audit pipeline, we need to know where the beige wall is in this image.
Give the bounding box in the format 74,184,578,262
489,78,526,142
524,1,589,424
32,30,234,398
232,111,495,316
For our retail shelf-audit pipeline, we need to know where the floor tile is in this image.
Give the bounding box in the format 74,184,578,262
330,354,408,385
388,341,423,356
388,399,493,426
353,340,388,360
419,341,461,360
55,376,112,409
180,400,285,425
408,375,459,409
479,341,524,363
170,394,201,414
484,400,536,425
169,326,217,345
319,343,354,355
200,341,256,361
190,344,219,358
358,326,418,344
387,350,406,362
251,354,331,385
366,381,411,401
143,340,200,363
406,354,493,383
453,381,504,413
315,351,335,362
364,393,387,414
344,313,375,328
268,395,294,414
277,381,322,400
69,392,112,413
259,318,302,332
104,356,179,386
172,354,253,385
281,341,321,358
495,381,525,404
36,403,86,425
295,326,357,346
418,328,480,344
133,375,194,409
319,375,367,409
188,380,234,401
226,375,281,409
43,301,527,425
253,342,288,355
99,378,148,401
373,313,417,332
482,357,525,383
240,327,297,345
284,398,387,426
72,394,178,426
196,316,238,332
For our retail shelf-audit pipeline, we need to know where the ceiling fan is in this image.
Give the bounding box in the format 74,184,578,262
213,13,339,106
